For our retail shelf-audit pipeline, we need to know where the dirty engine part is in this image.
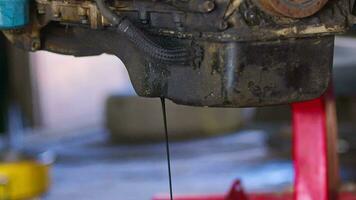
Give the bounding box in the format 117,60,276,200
1,0,356,107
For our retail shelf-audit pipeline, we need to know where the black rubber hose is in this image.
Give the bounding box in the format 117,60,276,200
94,0,198,64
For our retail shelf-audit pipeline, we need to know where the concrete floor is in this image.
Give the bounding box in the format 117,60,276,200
22,128,293,200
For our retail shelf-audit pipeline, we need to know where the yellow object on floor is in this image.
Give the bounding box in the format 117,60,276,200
0,161,50,200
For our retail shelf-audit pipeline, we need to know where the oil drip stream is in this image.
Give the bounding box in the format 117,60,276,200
160,97,173,200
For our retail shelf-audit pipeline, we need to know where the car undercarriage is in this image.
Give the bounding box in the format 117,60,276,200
1,0,356,107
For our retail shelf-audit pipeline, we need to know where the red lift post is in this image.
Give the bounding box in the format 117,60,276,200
153,87,356,200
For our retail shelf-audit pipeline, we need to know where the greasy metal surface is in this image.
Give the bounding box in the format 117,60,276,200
254,0,328,18
132,36,334,107
1,0,354,107
30,0,352,42
34,25,335,107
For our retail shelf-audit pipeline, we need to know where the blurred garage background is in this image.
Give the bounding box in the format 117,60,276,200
1,33,356,199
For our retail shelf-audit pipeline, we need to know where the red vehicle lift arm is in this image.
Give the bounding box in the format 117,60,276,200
153,87,356,200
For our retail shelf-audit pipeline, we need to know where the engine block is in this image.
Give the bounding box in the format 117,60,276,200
1,0,356,107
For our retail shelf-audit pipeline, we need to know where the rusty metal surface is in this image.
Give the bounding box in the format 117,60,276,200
17,0,353,44
254,0,329,18
3,0,352,51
